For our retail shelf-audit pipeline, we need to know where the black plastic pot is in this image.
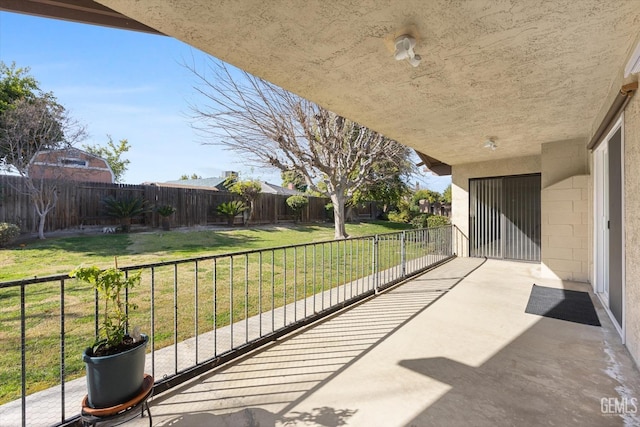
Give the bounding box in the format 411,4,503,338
83,334,148,408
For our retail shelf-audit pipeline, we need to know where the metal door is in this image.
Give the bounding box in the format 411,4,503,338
470,174,541,261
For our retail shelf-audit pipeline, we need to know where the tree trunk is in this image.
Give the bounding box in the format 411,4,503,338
121,217,132,233
37,212,46,240
248,200,255,225
330,193,348,239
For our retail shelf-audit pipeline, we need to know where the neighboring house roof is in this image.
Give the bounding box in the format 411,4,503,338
160,177,227,190
144,180,220,191
153,178,305,196
260,181,304,196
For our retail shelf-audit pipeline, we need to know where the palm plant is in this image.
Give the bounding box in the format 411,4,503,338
216,200,246,226
102,196,148,232
155,204,176,217
155,205,176,231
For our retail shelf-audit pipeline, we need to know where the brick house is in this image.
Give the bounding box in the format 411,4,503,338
29,147,114,183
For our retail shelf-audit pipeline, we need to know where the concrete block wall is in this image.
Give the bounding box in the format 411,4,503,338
539,138,590,282
540,175,589,281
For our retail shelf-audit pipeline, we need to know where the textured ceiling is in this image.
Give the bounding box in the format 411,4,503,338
93,1,640,167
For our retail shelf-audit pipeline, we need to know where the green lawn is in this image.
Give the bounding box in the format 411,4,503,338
0,221,411,281
0,221,417,404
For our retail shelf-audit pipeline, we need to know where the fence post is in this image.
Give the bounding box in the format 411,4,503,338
372,235,379,294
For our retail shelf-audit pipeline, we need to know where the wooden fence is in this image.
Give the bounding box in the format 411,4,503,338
0,175,344,233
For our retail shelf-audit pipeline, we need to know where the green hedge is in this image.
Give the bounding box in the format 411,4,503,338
0,223,20,247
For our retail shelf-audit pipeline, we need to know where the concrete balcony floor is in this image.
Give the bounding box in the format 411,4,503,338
129,257,640,426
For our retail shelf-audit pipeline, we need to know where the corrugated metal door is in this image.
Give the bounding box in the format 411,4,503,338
470,174,541,262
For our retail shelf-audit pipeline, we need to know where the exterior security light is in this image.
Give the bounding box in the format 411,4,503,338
484,139,497,150
394,35,422,67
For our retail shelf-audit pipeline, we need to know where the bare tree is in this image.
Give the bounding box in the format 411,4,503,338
0,97,86,239
189,60,410,239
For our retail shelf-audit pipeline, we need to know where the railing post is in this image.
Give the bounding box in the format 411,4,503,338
449,225,454,256
59,278,66,423
401,231,406,278
372,235,379,294
20,283,26,427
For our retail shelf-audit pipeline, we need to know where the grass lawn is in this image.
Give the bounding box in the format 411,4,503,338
0,221,411,282
0,221,417,404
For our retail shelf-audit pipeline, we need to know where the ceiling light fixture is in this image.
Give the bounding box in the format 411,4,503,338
394,35,421,67
484,139,497,151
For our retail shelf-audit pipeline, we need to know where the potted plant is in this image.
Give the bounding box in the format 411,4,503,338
102,196,148,233
156,204,176,231
70,259,148,408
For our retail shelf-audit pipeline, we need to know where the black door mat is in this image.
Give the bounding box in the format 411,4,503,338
524,284,601,327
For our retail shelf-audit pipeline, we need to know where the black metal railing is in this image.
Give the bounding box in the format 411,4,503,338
0,225,465,427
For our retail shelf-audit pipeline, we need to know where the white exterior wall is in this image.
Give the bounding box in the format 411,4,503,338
623,92,640,365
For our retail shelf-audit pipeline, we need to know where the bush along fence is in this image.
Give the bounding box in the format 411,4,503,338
0,225,465,427
0,175,367,233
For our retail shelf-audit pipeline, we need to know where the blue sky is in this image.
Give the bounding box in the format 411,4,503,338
0,12,450,192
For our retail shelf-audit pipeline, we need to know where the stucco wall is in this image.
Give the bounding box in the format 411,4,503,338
624,94,640,366
541,139,588,188
451,155,541,247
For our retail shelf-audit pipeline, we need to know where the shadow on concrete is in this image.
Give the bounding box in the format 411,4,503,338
398,301,640,427
155,406,357,427
155,408,277,426
146,258,487,424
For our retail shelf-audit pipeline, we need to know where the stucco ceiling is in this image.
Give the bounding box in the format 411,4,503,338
81,2,640,167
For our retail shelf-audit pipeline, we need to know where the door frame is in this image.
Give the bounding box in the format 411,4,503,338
593,115,625,340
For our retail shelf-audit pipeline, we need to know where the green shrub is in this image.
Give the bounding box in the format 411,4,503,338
410,214,430,229
286,195,309,222
387,210,411,223
217,201,247,225
411,214,450,229
0,222,20,247
286,195,309,211
103,196,148,218
155,205,176,217
103,196,149,232
426,214,450,228
325,203,334,222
